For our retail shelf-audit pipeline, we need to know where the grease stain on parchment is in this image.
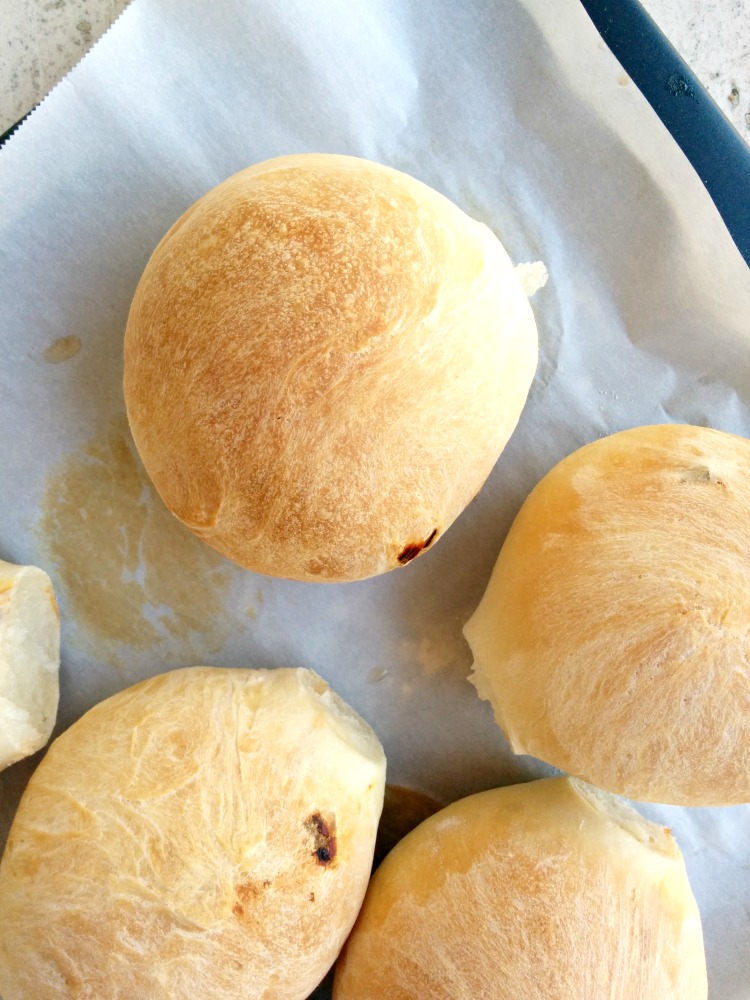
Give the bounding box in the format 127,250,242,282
399,617,472,678
37,415,244,666
43,335,81,363
246,588,265,620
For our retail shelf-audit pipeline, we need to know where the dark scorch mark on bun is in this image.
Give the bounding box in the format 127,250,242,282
309,813,337,866
397,528,439,565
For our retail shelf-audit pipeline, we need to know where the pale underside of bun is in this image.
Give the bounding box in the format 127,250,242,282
333,776,706,1000
465,422,750,805
124,154,538,582
0,560,60,770
0,667,386,1000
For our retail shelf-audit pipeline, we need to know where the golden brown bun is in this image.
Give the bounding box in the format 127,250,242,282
0,667,386,999
123,154,538,582
333,776,706,1000
465,423,750,805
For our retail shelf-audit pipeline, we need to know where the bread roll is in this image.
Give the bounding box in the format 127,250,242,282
464,423,750,805
333,776,706,999
0,559,59,771
0,666,386,999
123,153,539,582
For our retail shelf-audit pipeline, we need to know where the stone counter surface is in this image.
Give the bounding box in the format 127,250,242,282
2,0,749,145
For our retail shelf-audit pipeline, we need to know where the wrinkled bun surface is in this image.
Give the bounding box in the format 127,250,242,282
465,423,750,805
0,559,59,770
124,154,538,581
0,667,386,999
333,777,706,999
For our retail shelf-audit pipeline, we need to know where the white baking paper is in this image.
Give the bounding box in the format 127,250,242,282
1,1,749,996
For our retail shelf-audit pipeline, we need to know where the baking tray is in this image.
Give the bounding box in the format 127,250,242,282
579,0,750,265
0,3,747,998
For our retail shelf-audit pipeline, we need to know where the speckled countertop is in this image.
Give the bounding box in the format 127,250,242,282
1,0,749,143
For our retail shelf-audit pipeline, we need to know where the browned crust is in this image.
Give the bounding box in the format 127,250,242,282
466,423,750,805
124,154,538,581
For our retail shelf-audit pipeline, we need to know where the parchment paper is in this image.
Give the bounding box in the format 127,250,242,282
1,0,749,996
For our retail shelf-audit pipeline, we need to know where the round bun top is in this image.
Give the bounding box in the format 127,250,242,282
0,666,386,999
465,423,750,805
124,154,538,581
333,776,706,999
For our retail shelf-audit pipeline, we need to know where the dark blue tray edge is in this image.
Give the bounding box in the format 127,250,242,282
579,0,750,265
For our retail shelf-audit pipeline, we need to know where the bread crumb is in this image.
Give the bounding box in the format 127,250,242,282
514,261,548,298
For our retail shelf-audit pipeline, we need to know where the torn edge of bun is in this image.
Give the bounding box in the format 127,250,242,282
514,261,548,298
466,654,528,757
568,777,678,857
